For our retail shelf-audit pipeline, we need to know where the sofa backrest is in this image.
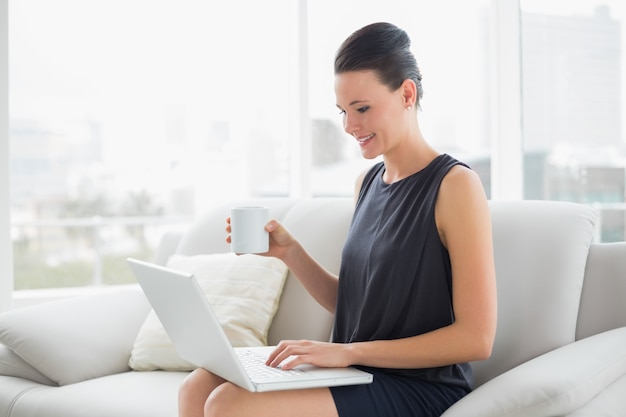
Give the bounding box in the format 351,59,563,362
169,197,605,387
576,241,626,340
268,198,354,345
472,200,597,386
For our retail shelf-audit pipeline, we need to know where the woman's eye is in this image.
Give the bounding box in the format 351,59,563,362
337,106,368,116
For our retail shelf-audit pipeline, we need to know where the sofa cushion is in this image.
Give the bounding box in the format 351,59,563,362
576,242,626,340
129,253,288,371
0,290,150,386
5,371,187,417
0,376,47,417
472,200,597,385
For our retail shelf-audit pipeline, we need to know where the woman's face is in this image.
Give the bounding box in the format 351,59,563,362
334,70,408,160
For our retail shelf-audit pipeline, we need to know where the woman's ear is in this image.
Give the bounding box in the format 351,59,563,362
401,79,417,108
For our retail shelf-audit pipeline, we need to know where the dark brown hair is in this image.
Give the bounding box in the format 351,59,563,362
334,22,423,107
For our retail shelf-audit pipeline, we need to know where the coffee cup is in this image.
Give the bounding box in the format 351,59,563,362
229,206,269,254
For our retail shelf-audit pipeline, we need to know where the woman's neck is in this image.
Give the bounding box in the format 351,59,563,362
381,130,439,184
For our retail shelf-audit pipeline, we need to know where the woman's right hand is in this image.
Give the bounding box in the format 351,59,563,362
225,217,296,261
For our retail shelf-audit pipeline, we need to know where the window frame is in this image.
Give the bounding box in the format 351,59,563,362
490,0,524,200
1,0,12,311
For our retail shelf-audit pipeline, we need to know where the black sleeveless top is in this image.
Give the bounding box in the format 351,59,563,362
332,154,473,390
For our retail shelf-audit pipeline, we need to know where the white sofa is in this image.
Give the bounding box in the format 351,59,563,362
1,197,625,417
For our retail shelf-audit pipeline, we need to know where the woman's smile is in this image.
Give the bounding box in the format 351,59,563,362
356,133,376,146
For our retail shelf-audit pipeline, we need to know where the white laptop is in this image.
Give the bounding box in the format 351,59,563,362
127,258,373,392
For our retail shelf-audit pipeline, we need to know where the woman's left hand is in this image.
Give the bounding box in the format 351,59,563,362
265,340,353,370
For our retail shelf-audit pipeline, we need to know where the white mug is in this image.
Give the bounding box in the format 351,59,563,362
230,206,269,254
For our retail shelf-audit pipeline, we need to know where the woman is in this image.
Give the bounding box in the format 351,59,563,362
178,22,497,417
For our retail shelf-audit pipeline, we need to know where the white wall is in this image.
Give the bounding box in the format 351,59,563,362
0,0,14,312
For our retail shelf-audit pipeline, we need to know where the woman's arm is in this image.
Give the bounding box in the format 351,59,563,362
435,164,498,362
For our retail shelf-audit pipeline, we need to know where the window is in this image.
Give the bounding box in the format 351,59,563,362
9,0,496,291
520,0,626,241
9,0,294,289
6,0,624,295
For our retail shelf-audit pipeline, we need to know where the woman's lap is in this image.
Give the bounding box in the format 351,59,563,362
329,369,468,417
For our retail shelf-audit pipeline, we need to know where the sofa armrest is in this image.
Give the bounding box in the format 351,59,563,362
442,327,626,417
0,289,151,386
0,343,55,385
576,242,626,339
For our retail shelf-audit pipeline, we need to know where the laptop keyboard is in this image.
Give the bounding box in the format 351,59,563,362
237,349,306,380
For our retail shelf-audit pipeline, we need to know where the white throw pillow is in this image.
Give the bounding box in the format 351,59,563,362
0,290,150,386
441,327,626,417
129,253,288,371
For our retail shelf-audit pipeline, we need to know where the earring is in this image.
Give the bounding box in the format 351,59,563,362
406,105,412,110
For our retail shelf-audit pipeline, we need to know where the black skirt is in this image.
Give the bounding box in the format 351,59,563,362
330,367,469,417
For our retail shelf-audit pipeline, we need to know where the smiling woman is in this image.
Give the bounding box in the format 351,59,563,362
178,21,497,417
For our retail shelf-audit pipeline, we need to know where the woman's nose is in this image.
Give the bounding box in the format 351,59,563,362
343,113,358,134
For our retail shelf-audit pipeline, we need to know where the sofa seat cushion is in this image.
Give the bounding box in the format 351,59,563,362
129,253,288,371
0,376,47,417
0,290,150,386
7,371,187,417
